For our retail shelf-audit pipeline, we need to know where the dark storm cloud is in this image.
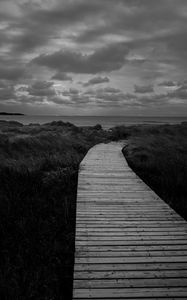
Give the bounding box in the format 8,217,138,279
1,0,187,62
49,96,72,105
0,80,7,88
70,95,90,105
178,80,187,87
137,89,187,107
29,81,54,90
32,1,103,26
62,88,80,97
134,84,154,93
83,76,109,87
94,92,140,107
0,86,15,101
127,57,147,65
75,0,186,42
136,94,169,107
56,88,91,105
27,81,56,97
31,43,129,74
17,95,45,104
0,67,26,81
13,29,51,53
96,92,133,103
84,87,138,104
84,87,121,96
169,85,187,100
51,72,72,81
158,80,176,87
86,86,180,108
9,0,106,53
161,30,187,64
102,87,121,93
73,0,187,75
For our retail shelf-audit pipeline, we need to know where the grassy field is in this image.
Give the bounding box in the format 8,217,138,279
0,120,108,299
122,123,187,220
0,120,186,299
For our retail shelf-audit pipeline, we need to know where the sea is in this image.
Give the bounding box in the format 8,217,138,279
0,115,187,130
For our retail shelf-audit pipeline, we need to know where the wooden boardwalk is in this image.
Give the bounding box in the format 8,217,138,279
73,142,187,299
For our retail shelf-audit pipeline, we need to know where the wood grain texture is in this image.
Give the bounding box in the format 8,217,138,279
73,142,187,299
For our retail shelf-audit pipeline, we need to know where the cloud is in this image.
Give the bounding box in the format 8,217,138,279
17,95,45,104
13,29,50,53
0,67,26,81
169,85,187,100
83,76,109,86
51,72,72,81
126,55,147,65
62,88,80,96
84,87,121,96
70,94,90,104
75,0,186,44
0,0,187,115
134,84,154,93
178,81,187,89
136,89,187,107
0,80,8,88
0,86,15,101
32,1,104,27
31,42,129,74
137,93,169,106
98,87,121,94
29,81,54,90
158,80,176,87
27,81,56,97
162,30,187,67
7,1,105,53
48,96,72,105
58,88,91,105
84,86,138,105
177,80,187,87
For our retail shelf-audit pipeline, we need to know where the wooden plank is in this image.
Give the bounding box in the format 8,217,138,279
76,226,187,234
77,245,187,251
76,240,187,246
75,225,187,229
75,256,187,264
74,278,187,288
76,235,187,241
73,287,187,298
74,262,187,271
76,232,187,237
74,269,187,279
76,250,187,257
73,298,187,300
76,217,182,221
73,142,187,299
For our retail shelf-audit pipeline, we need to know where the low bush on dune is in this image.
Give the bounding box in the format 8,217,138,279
109,125,130,140
0,121,108,299
123,123,187,220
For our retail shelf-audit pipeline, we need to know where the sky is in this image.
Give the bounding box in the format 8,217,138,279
0,0,187,116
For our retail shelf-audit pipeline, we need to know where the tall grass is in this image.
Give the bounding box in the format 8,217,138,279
122,123,187,220
0,121,108,299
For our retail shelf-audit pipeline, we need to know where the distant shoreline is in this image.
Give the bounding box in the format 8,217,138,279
0,115,186,129
0,112,24,116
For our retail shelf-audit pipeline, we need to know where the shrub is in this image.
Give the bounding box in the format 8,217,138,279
0,121,108,299
123,128,187,220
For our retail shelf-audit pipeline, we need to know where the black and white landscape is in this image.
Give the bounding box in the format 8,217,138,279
0,1,187,300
